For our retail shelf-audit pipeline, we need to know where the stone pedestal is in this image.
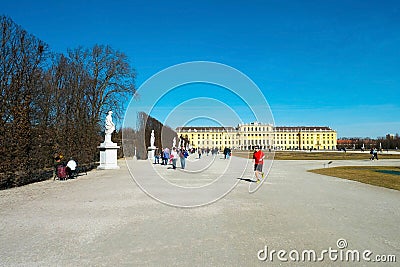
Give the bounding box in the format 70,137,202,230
147,146,157,160
97,142,120,169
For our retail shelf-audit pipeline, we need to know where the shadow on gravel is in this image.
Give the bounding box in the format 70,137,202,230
236,177,256,183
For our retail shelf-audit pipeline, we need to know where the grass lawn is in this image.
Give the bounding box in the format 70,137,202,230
233,151,400,160
308,166,400,191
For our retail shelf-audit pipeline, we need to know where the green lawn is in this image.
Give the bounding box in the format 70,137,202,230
233,151,400,160
308,166,400,191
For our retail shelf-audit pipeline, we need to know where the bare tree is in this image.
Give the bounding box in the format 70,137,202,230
0,16,47,186
0,16,138,189
67,45,136,125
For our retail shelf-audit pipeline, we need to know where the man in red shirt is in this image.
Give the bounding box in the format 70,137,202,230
253,146,265,183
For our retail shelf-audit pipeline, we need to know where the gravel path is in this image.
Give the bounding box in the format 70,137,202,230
1,156,399,266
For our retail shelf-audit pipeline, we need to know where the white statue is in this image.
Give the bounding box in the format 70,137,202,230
150,130,155,148
104,110,115,143
173,137,176,148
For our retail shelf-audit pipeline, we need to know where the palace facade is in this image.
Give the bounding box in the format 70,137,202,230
176,122,337,150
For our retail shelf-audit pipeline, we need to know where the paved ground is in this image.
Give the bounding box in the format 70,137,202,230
0,154,399,266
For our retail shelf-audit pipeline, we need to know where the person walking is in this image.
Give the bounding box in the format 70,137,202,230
161,148,165,165
226,147,231,159
223,147,228,159
198,147,202,159
154,150,161,164
179,146,189,169
373,148,378,160
171,147,179,169
163,147,170,165
253,146,265,183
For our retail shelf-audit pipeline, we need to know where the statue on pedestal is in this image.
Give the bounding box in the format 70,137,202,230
98,110,120,169
147,130,156,160
172,137,176,148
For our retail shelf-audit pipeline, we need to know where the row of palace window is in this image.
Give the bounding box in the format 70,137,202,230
197,140,285,145
274,140,334,145
198,140,238,145
276,134,335,138
195,140,335,146
241,126,272,132
190,134,335,140
276,146,336,150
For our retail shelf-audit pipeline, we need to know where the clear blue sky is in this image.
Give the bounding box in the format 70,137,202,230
2,0,399,138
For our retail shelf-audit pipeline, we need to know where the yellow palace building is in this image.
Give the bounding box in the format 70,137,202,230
176,122,337,151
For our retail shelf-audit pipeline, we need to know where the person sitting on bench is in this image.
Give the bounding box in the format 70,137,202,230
66,157,77,179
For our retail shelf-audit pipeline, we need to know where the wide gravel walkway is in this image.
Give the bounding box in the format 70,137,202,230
0,155,399,266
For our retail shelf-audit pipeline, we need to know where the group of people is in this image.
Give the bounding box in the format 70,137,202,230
53,154,78,180
156,145,267,183
197,147,219,158
156,147,189,169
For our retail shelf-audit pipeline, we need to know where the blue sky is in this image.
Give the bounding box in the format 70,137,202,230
2,0,399,138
